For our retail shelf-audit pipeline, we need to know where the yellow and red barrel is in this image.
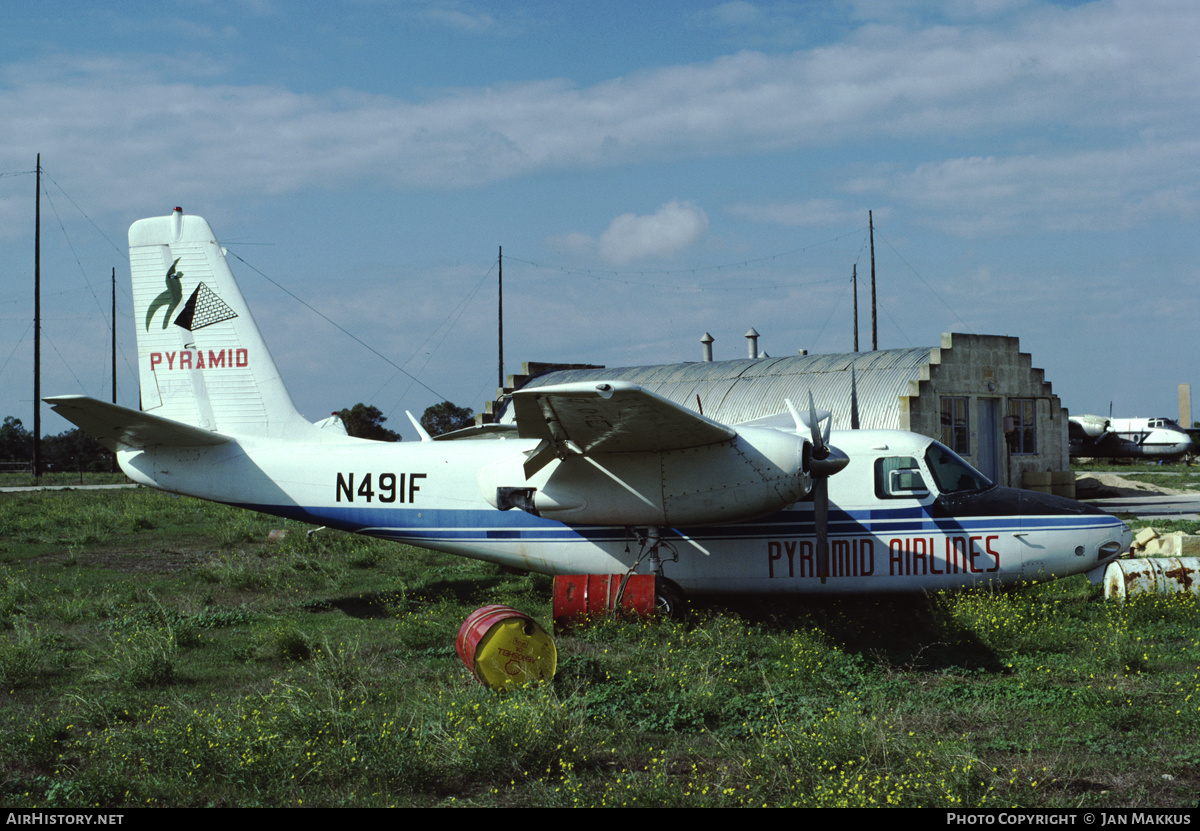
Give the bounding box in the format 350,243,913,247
456,605,557,690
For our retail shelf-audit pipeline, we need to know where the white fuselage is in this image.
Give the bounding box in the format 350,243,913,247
1070,415,1192,460
117,428,1130,595
1106,418,1193,458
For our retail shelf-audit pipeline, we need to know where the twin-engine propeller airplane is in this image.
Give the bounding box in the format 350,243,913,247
47,210,1130,609
1069,414,1193,462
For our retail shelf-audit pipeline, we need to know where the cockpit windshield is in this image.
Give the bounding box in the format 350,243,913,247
924,441,993,495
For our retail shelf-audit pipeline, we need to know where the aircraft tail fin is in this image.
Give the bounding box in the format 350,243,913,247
130,209,310,438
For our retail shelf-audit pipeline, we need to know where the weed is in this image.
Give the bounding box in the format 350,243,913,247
95,624,178,688
0,622,45,688
2,487,1199,807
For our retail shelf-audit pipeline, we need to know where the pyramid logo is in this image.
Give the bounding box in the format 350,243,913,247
174,282,238,331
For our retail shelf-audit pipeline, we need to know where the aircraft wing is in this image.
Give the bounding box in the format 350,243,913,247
432,423,520,441
511,381,736,476
44,395,232,451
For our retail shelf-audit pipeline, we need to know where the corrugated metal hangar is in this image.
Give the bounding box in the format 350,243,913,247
490,332,1066,489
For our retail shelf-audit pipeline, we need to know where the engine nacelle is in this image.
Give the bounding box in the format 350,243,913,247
1070,415,1111,439
479,427,811,527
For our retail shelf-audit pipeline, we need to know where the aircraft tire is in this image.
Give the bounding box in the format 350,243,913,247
654,577,686,619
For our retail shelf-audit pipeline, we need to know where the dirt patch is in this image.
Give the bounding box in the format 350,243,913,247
35,546,216,573
1075,472,1192,498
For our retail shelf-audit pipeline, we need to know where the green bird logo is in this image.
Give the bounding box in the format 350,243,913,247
145,258,184,331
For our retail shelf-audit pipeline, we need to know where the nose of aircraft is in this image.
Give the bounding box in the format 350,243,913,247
938,485,1130,578
1161,428,1194,456
1017,487,1130,573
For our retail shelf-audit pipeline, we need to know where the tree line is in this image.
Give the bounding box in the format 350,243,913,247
0,416,110,472
0,401,475,472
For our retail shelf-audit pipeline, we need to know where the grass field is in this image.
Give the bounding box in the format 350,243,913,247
1,483,1198,808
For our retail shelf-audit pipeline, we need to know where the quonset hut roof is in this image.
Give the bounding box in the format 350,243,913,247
502,347,937,430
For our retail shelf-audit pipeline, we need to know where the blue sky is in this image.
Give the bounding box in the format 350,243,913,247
2,0,1198,438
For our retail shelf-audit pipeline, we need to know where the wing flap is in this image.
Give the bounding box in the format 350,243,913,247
44,395,232,451
511,381,736,455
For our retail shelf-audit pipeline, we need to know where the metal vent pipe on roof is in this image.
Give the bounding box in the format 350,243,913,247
700,332,714,362
745,328,759,359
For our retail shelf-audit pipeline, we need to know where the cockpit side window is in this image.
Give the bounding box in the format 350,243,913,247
924,442,992,494
875,456,929,499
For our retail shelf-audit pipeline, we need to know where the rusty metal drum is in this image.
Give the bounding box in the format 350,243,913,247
1103,558,1200,601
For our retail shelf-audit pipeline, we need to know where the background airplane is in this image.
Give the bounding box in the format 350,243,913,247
46,210,1130,608
1068,414,1193,461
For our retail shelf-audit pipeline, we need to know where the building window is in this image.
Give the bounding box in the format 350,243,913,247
1009,399,1037,455
941,397,969,455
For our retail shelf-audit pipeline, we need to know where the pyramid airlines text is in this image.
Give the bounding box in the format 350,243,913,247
149,349,248,371
767,534,1001,579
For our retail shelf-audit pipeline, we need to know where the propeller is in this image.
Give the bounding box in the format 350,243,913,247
788,394,850,584
809,393,842,584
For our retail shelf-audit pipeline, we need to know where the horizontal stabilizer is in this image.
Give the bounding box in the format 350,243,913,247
44,395,232,451
512,381,736,455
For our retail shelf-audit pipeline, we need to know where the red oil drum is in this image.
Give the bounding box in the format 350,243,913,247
552,574,657,631
456,605,557,690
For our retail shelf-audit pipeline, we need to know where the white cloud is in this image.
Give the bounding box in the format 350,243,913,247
728,198,870,227
709,1,763,28
597,201,709,265
543,231,597,256
845,140,1200,236
545,201,710,265
1,1,1197,234
423,7,498,32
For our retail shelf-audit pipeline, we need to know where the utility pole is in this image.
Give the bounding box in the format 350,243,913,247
852,263,859,352
111,267,117,406
869,210,877,351
33,154,41,479
498,246,504,393
112,266,118,473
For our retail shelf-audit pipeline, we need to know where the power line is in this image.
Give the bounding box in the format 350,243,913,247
875,230,970,331
224,248,451,403
39,169,128,263
383,263,497,412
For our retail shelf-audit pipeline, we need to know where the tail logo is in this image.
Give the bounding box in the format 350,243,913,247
145,259,184,331
143,258,238,332
174,283,238,332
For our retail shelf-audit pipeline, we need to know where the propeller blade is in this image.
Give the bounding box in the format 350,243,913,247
802,388,846,584
786,399,804,433
807,392,827,459
814,475,829,584
795,393,849,478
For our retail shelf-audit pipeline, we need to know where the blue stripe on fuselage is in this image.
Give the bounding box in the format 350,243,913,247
231,495,1123,546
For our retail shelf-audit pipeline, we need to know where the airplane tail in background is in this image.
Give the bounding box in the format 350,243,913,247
130,209,311,438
